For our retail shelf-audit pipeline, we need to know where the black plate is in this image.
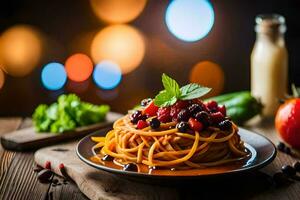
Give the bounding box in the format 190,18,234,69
76,127,276,181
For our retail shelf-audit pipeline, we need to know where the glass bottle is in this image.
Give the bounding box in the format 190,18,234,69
251,14,288,117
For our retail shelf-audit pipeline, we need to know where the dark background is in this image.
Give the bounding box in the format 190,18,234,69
0,0,299,116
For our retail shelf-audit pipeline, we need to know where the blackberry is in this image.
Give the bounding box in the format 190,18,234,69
195,111,211,127
281,165,296,177
177,109,190,122
150,118,160,129
123,163,138,172
102,154,114,161
188,104,203,116
218,120,232,130
176,122,189,133
141,98,152,107
130,110,142,123
277,142,285,151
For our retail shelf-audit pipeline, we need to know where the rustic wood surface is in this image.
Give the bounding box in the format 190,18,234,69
34,142,178,200
0,117,300,200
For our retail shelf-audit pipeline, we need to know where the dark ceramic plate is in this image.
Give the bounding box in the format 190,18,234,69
76,127,276,181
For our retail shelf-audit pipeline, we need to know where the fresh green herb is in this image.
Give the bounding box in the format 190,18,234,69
32,94,110,133
180,83,211,100
154,73,211,107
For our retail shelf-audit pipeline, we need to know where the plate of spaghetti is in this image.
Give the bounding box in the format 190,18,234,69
76,74,276,180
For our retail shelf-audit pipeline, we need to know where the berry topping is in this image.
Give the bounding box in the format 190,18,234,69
206,100,218,110
176,121,189,133
218,120,232,130
218,105,227,116
195,111,211,127
170,101,189,120
188,104,203,116
141,98,152,107
102,154,114,161
123,163,138,172
136,120,148,129
157,107,172,123
177,109,191,122
143,101,159,116
210,111,225,124
188,118,203,132
150,118,161,129
130,110,144,124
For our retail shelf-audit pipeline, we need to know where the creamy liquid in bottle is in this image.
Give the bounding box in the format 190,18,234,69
251,14,288,117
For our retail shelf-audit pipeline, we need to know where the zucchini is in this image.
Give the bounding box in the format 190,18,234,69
205,91,248,104
206,91,262,124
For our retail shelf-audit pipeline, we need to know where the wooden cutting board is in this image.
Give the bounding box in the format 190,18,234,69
34,142,178,200
1,112,123,151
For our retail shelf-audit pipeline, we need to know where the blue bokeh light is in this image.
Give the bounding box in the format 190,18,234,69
165,0,215,42
93,60,122,90
41,62,67,90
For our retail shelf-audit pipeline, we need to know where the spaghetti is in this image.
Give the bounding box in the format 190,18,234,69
91,74,250,171
91,114,249,170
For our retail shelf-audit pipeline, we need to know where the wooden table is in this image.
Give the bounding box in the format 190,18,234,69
0,117,300,200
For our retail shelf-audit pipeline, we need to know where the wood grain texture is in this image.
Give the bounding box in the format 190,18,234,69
1,118,300,200
0,119,51,200
0,118,22,177
34,142,178,200
0,152,51,200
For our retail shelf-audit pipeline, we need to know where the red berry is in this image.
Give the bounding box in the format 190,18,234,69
218,105,226,116
45,161,51,169
59,163,65,170
174,100,189,109
157,107,172,123
137,120,148,129
170,100,189,120
188,118,203,132
143,101,159,116
206,101,218,110
210,111,224,123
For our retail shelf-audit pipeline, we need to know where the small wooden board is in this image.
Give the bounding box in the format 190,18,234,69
34,142,178,200
1,112,123,151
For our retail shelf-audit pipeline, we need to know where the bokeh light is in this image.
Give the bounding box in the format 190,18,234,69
91,24,145,74
0,25,42,76
165,0,215,42
0,68,5,90
41,62,67,91
65,53,93,82
189,61,224,97
93,60,122,90
90,0,147,24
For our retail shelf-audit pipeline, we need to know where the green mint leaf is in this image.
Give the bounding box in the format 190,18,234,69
180,83,211,100
154,90,178,107
161,96,177,107
162,73,181,98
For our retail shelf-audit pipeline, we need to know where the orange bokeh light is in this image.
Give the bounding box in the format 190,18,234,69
0,25,42,77
189,61,225,97
65,53,93,82
90,0,147,24
91,25,145,74
0,68,5,89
